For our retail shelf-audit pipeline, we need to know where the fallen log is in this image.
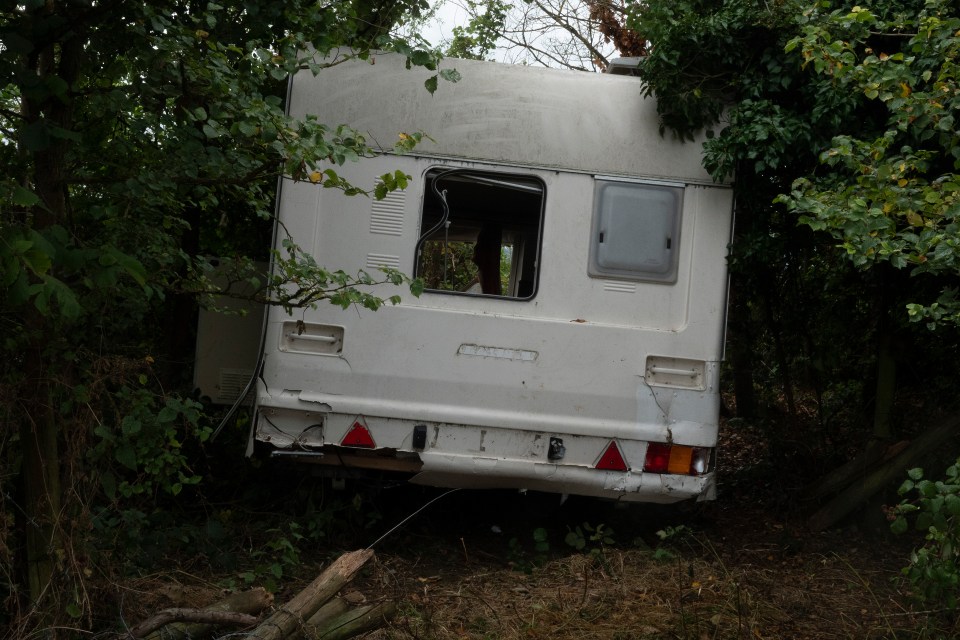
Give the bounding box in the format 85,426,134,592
127,587,272,639
807,438,907,499
130,609,258,639
248,548,374,640
808,416,960,531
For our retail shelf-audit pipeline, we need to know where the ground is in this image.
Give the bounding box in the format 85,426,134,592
107,420,954,640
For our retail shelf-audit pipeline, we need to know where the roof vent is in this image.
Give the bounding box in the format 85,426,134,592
605,57,643,76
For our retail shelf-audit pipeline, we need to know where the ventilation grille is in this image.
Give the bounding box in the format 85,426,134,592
370,190,405,236
218,368,255,404
603,281,637,293
366,253,400,270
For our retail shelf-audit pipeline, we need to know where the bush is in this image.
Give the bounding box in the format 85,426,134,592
891,458,960,608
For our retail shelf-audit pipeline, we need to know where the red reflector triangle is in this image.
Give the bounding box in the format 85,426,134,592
596,441,628,471
342,421,375,448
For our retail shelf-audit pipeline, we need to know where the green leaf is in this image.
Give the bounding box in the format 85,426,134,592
12,186,41,207
439,68,462,82
40,275,82,319
121,416,142,435
158,405,179,423
890,517,907,535
115,444,138,471
100,472,117,500
424,75,439,94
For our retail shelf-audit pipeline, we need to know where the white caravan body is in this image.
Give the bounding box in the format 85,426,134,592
254,54,733,503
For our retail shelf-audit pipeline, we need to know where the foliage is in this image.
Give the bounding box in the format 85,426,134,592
508,526,551,573
90,388,210,501
778,0,960,329
0,0,451,631
417,239,514,293
891,460,960,609
651,524,691,561
564,521,615,566
419,240,480,291
446,0,510,60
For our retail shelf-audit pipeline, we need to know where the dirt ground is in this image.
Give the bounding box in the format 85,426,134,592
115,421,954,640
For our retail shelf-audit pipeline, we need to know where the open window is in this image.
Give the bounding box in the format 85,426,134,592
415,169,544,299
588,179,683,284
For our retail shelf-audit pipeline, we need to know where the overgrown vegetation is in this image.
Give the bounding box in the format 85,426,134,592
0,0,447,633
892,459,960,610
4,0,960,636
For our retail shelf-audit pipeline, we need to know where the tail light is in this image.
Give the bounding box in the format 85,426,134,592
644,443,710,476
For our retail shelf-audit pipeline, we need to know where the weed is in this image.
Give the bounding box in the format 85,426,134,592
652,524,690,561
564,522,615,569
891,459,960,610
508,527,551,573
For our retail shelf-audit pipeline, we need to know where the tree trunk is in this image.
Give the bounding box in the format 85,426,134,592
807,438,906,500
808,416,960,531
249,549,374,640
17,6,84,617
872,322,896,440
20,384,61,615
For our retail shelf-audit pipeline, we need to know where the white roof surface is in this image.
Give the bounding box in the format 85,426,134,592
290,53,718,184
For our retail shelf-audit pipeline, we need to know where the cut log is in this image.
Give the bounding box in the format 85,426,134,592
248,548,374,640
132,588,273,640
301,600,397,640
807,439,905,499
807,416,960,531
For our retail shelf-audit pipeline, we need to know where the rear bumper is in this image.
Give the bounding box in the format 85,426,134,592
411,452,716,503
254,398,718,504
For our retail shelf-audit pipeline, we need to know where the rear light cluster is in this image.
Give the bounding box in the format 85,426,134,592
593,440,710,476
641,442,711,475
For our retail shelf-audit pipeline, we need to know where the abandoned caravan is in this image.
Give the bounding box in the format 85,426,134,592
248,53,734,503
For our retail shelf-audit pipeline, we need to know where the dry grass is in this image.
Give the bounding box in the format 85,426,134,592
90,497,953,640
350,518,943,640
82,409,957,640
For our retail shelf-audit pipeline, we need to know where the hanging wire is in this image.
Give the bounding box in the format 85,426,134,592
366,488,461,550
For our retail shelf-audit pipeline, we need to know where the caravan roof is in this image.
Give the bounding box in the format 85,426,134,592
290,53,717,184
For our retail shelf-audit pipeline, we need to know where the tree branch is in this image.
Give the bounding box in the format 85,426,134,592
125,609,259,639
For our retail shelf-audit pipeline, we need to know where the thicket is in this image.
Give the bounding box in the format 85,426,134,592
0,0,443,634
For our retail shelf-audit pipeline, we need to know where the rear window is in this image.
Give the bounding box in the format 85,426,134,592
414,169,545,299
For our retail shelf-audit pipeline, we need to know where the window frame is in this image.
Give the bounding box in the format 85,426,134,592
413,167,546,300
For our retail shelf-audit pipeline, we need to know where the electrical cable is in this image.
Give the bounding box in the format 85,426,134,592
365,488,461,550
